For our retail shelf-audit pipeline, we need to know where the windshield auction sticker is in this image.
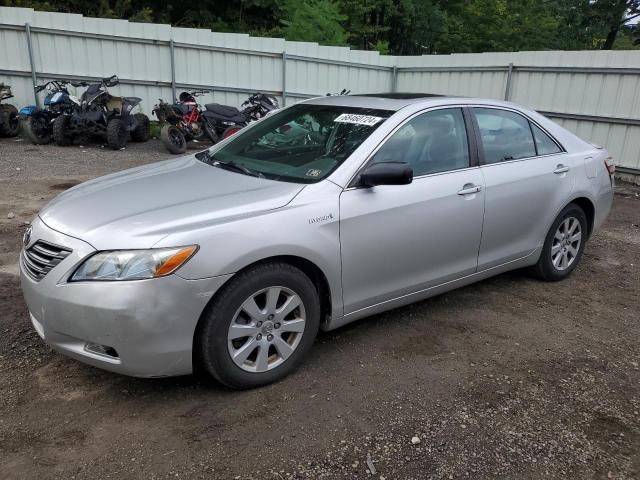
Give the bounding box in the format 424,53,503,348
334,113,383,126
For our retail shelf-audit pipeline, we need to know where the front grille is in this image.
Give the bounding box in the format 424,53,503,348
22,240,72,281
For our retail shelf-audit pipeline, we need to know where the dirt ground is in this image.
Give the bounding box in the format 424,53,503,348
0,136,639,480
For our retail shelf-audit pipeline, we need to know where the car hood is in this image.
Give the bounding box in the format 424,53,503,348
39,155,305,250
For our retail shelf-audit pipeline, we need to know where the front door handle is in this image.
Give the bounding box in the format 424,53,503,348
457,183,482,195
554,164,570,174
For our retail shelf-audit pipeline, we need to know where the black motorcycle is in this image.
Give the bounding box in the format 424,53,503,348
20,80,75,144
204,93,279,140
53,75,150,150
0,83,19,138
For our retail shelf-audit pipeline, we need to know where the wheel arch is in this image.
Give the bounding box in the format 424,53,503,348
192,254,334,363
568,196,595,238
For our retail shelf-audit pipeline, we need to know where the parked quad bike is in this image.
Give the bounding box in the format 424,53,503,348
53,75,150,150
156,92,279,154
0,83,20,138
19,80,76,144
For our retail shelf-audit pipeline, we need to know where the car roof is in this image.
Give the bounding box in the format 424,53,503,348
303,93,512,111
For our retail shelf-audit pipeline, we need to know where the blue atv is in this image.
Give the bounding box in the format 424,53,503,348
0,83,19,138
20,80,76,144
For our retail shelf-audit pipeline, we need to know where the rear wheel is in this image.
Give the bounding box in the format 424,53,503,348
52,114,74,146
106,118,128,150
196,262,320,389
533,204,587,281
25,115,52,144
130,113,150,142
222,126,242,139
160,124,187,154
0,104,20,137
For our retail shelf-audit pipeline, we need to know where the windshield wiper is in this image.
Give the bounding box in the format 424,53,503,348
212,159,265,178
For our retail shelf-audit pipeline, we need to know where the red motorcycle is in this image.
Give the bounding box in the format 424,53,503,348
154,91,279,154
154,90,217,154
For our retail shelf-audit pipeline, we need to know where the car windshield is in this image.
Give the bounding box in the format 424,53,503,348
204,104,393,183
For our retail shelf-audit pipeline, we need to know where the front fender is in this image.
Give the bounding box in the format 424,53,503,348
18,105,40,117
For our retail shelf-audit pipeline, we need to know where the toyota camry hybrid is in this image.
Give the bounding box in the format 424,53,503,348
20,94,614,389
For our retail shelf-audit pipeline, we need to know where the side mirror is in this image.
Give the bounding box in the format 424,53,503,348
358,162,413,187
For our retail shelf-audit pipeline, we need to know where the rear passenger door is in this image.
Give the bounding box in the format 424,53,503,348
471,107,575,270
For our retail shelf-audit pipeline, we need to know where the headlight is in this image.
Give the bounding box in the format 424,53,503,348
70,246,197,281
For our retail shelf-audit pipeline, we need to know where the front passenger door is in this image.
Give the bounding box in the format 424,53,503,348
339,107,485,315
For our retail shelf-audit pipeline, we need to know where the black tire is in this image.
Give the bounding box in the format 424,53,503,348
533,203,588,282
196,262,321,389
25,115,52,144
0,104,20,137
52,114,74,146
160,124,187,154
106,118,128,150
130,113,150,142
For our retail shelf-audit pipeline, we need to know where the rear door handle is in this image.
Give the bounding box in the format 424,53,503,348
554,164,570,174
457,184,482,195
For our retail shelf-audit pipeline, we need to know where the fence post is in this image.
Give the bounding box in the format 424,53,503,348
282,51,287,107
169,38,177,102
504,62,514,101
391,66,398,93
24,23,39,107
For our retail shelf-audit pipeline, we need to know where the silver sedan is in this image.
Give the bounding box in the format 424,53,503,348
20,94,614,388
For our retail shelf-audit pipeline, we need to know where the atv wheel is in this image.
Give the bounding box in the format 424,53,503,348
160,124,187,154
222,126,242,139
0,104,20,137
131,113,150,142
25,115,52,144
52,115,74,146
106,118,128,150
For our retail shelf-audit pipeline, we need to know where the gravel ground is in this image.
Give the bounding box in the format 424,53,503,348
0,136,639,480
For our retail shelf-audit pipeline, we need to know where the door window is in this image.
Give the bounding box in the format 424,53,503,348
473,108,536,164
531,123,562,155
371,108,470,176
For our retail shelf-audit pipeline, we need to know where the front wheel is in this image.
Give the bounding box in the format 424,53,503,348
106,118,128,150
196,262,320,389
533,203,587,282
52,114,74,146
160,124,187,154
25,115,52,144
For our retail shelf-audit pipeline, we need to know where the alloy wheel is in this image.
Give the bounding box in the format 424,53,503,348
227,286,306,373
551,216,582,271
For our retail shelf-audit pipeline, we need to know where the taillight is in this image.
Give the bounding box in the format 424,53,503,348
604,157,615,177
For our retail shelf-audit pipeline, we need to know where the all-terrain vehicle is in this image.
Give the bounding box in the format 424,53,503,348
0,83,20,138
19,80,76,144
53,75,150,149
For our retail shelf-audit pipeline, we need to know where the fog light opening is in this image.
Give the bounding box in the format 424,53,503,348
85,342,119,359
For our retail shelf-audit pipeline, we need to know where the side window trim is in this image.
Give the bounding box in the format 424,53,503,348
469,105,566,166
347,105,478,188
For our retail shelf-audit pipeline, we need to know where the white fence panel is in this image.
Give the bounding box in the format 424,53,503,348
0,6,639,175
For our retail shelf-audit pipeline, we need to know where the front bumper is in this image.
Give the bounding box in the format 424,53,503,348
20,217,232,377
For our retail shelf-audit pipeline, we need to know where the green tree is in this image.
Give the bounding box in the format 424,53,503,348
278,0,347,45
